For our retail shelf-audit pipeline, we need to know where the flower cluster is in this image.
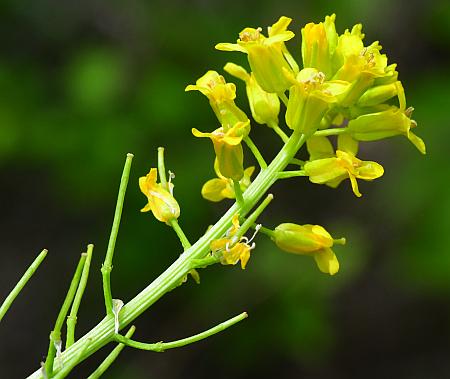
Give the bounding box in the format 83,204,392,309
140,14,425,275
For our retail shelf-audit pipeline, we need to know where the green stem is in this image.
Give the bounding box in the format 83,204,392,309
159,148,191,250
235,194,273,241
27,130,306,379
102,153,133,315
190,255,220,270
169,219,191,250
157,147,168,188
277,92,289,107
44,254,87,377
0,249,48,323
268,121,289,143
52,338,91,379
290,158,305,166
244,136,267,169
277,170,306,179
233,179,244,207
66,244,94,348
114,312,247,352
257,225,275,239
87,326,136,379
314,128,347,137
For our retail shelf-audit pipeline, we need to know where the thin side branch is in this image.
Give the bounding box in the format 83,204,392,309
66,244,94,348
114,312,248,352
87,326,136,379
44,254,87,377
0,249,48,323
102,153,133,315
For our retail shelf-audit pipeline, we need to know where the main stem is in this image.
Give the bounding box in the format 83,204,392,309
27,130,305,379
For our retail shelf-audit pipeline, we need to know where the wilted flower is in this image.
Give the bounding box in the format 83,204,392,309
192,121,250,181
139,168,180,224
210,214,256,269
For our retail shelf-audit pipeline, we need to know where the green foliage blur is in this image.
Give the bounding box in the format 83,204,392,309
1,1,449,378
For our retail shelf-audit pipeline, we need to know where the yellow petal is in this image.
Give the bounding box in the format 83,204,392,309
314,248,339,275
224,62,250,82
357,161,384,181
268,16,292,37
192,128,212,139
408,131,426,155
239,245,251,269
348,173,362,197
337,134,359,156
201,178,229,202
215,43,247,53
140,203,152,213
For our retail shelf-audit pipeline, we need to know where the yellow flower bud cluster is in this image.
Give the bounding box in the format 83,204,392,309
185,14,425,204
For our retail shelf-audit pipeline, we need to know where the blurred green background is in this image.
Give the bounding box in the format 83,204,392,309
0,0,449,378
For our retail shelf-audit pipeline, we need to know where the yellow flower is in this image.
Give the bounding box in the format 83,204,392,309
210,214,254,269
139,168,180,224
304,150,384,197
192,121,250,181
331,24,391,106
185,70,248,129
301,14,338,79
224,62,280,125
201,160,255,202
284,68,349,134
272,223,345,275
348,82,426,154
216,16,297,93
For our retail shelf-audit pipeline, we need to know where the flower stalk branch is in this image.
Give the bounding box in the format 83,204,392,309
114,312,248,352
0,249,48,323
101,153,134,315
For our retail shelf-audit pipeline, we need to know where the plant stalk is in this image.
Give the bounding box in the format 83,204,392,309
27,130,306,378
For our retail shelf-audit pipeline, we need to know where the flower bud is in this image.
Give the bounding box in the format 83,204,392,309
357,82,399,107
224,62,280,125
139,168,180,224
273,223,341,275
301,14,338,79
347,107,426,154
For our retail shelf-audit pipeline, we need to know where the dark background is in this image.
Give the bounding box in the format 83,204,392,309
0,0,449,378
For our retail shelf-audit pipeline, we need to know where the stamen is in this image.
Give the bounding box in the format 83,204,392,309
168,170,175,195
247,224,262,244
405,106,414,117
